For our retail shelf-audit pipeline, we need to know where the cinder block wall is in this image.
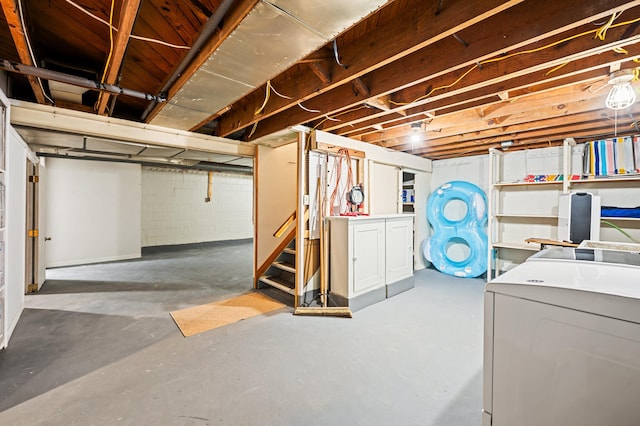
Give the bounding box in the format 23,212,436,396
141,167,253,247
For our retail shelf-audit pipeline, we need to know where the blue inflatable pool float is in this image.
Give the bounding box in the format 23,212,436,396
424,181,488,278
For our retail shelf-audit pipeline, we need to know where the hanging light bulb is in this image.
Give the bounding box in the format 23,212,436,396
605,69,637,110
410,122,422,143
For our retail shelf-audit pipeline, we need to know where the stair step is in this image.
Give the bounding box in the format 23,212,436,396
283,247,296,255
272,261,295,273
260,276,295,295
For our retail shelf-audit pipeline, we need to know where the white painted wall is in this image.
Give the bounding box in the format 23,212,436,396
431,154,489,192
255,143,297,269
141,168,253,246
370,162,399,215
37,159,46,287
44,158,141,267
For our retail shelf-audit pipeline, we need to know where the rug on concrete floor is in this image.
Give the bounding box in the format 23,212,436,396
170,292,286,337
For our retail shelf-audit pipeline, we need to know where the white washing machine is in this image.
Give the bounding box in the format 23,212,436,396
483,248,640,426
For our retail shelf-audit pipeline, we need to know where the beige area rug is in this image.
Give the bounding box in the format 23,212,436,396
170,292,286,337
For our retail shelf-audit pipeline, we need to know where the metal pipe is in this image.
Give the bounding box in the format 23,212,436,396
37,152,253,174
140,0,237,121
0,58,166,103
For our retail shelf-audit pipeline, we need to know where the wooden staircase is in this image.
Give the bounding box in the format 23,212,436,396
258,241,296,297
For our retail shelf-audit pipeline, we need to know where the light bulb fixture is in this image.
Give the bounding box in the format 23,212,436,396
605,69,636,110
409,122,422,143
409,122,422,132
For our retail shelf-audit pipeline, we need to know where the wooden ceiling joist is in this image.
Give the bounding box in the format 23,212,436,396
245,0,640,141
215,0,525,137
329,42,639,146
362,81,608,144
343,70,613,140
0,0,46,104
95,0,142,115
146,0,260,124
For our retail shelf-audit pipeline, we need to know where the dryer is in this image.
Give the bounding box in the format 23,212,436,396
483,248,640,426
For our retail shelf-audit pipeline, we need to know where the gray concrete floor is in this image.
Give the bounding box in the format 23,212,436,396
0,240,485,425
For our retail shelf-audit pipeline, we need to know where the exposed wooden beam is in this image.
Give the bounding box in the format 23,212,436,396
341,70,611,140
325,33,639,143
364,80,607,144
146,0,259,123
96,0,142,115
0,0,46,103
352,77,369,97
324,12,640,134
215,0,525,137
307,61,331,85
246,0,640,140
410,106,640,157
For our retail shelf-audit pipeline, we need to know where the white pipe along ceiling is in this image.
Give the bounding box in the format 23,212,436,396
150,0,390,131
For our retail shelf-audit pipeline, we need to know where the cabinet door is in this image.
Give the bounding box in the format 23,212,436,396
351,220,385,295
386,217,413,283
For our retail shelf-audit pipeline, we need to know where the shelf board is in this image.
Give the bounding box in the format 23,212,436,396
495,213,558,219
491,242,540,251
571,176,640,184
493,180,563,188
601,217,640,223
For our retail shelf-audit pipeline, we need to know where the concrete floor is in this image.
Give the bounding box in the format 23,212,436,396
0,240,486,425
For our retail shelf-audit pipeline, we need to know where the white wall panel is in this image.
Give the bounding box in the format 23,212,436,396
141,168,253,246
44,158,141,267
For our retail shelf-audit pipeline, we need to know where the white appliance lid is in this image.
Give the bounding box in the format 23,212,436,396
487,250,640,323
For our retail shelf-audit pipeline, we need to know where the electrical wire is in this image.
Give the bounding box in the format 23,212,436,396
389,13,640,107
254,80,293,115
101,0,115,84
96,0,116,110
594,11,622,41
64,0,190,50
545,62,569,76
251,12,640,140
601,219,639,243
298,102,321,113
333,39,346,68
16,0,55,104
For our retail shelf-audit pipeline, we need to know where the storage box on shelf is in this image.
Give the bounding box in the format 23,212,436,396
488,138,640,281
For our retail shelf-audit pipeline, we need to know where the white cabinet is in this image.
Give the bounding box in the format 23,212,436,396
385,216,414,286
350,218,386,295
329,214,414,311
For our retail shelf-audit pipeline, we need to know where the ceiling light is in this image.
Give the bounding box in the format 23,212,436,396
409,122,422,143
605,69,637,110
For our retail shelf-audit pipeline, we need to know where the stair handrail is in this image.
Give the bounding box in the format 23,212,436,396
273,211,296,238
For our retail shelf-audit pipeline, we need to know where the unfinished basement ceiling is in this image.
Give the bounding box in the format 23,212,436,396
15,126,253,171
1,0,640,160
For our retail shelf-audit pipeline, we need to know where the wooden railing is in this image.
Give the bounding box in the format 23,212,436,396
273,211,296,237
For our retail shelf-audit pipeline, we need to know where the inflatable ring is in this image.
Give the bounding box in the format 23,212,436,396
425,181,488,278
